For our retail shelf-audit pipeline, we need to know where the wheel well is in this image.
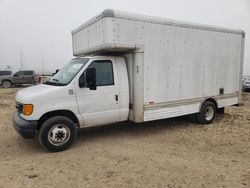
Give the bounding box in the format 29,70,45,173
37,110,79,130
203,98,218,109
1,79,12,84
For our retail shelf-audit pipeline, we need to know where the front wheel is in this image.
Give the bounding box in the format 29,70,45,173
38,116,77,152
196,101,216,124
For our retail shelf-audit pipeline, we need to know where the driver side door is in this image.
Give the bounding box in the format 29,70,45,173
75,59,121,127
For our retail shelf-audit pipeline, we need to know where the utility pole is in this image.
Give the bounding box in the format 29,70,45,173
42,53,44,75
20,48,23,70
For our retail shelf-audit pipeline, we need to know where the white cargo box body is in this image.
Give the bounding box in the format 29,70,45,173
72,9,245,122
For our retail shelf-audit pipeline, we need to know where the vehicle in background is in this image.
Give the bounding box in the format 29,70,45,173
242,76,250,92
36,74,51,84
12,9,245,152
243,80,250,92
0,70,35,88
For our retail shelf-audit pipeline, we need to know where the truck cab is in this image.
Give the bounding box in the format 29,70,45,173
13,56,129,152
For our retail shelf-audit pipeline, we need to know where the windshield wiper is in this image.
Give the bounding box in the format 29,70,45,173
44,81,65,86
52,78,59,82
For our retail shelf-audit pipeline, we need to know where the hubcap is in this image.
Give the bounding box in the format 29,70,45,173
2,81,11,88
204,106,214,121
48,124,70,146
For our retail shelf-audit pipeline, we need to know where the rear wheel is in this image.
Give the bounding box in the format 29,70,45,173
2,80,11,88
196,101,216,124
38,116,77,152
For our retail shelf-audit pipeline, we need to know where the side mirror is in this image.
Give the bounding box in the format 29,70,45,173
79,74,85,88
86,68,96,90
79,68,96,90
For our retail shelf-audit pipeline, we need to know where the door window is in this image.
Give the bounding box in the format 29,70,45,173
23,71,34,75
0,71,12,76
88,60,114,86
14,71,24,77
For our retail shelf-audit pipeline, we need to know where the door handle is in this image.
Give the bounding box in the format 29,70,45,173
115,94,118,101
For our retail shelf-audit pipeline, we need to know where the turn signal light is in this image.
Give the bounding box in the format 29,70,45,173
22,104,33,116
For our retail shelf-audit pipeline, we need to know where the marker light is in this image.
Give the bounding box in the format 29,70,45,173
22,104,33,116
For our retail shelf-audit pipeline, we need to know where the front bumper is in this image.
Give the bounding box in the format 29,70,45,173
12,111,38,139
243,85,250,89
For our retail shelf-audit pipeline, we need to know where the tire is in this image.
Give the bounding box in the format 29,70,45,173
38,116,77,152
2,80,12,88
196,101,216,124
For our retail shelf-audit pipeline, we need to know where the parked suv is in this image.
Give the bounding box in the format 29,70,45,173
0,70,35,88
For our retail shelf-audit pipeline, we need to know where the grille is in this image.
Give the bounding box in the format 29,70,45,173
16,102,23,113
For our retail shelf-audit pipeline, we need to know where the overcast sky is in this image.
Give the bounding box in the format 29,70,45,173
0,0,249,75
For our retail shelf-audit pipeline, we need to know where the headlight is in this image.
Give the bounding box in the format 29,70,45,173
22,104,33,116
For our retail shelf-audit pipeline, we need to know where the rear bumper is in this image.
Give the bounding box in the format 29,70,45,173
12,112,38,139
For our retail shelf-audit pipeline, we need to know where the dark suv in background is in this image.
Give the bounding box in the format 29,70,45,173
0,70,36,88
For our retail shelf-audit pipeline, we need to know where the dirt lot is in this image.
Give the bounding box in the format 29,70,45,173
0,88,249,188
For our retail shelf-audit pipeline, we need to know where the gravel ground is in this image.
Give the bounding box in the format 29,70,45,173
0,88,249,188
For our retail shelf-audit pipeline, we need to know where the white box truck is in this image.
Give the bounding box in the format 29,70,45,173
13,9,245,152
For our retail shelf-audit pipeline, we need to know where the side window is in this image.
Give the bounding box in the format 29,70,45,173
14,71,24,77
24,71,33,75
0,71,11,76
89,60,114,86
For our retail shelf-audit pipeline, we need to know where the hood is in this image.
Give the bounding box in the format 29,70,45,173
15,84,74,103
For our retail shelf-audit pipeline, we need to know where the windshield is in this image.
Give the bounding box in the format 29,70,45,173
44,58,89,86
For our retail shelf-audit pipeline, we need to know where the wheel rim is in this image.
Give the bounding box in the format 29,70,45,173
204,106,214,121
48,124,70,146
2,81,10,88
